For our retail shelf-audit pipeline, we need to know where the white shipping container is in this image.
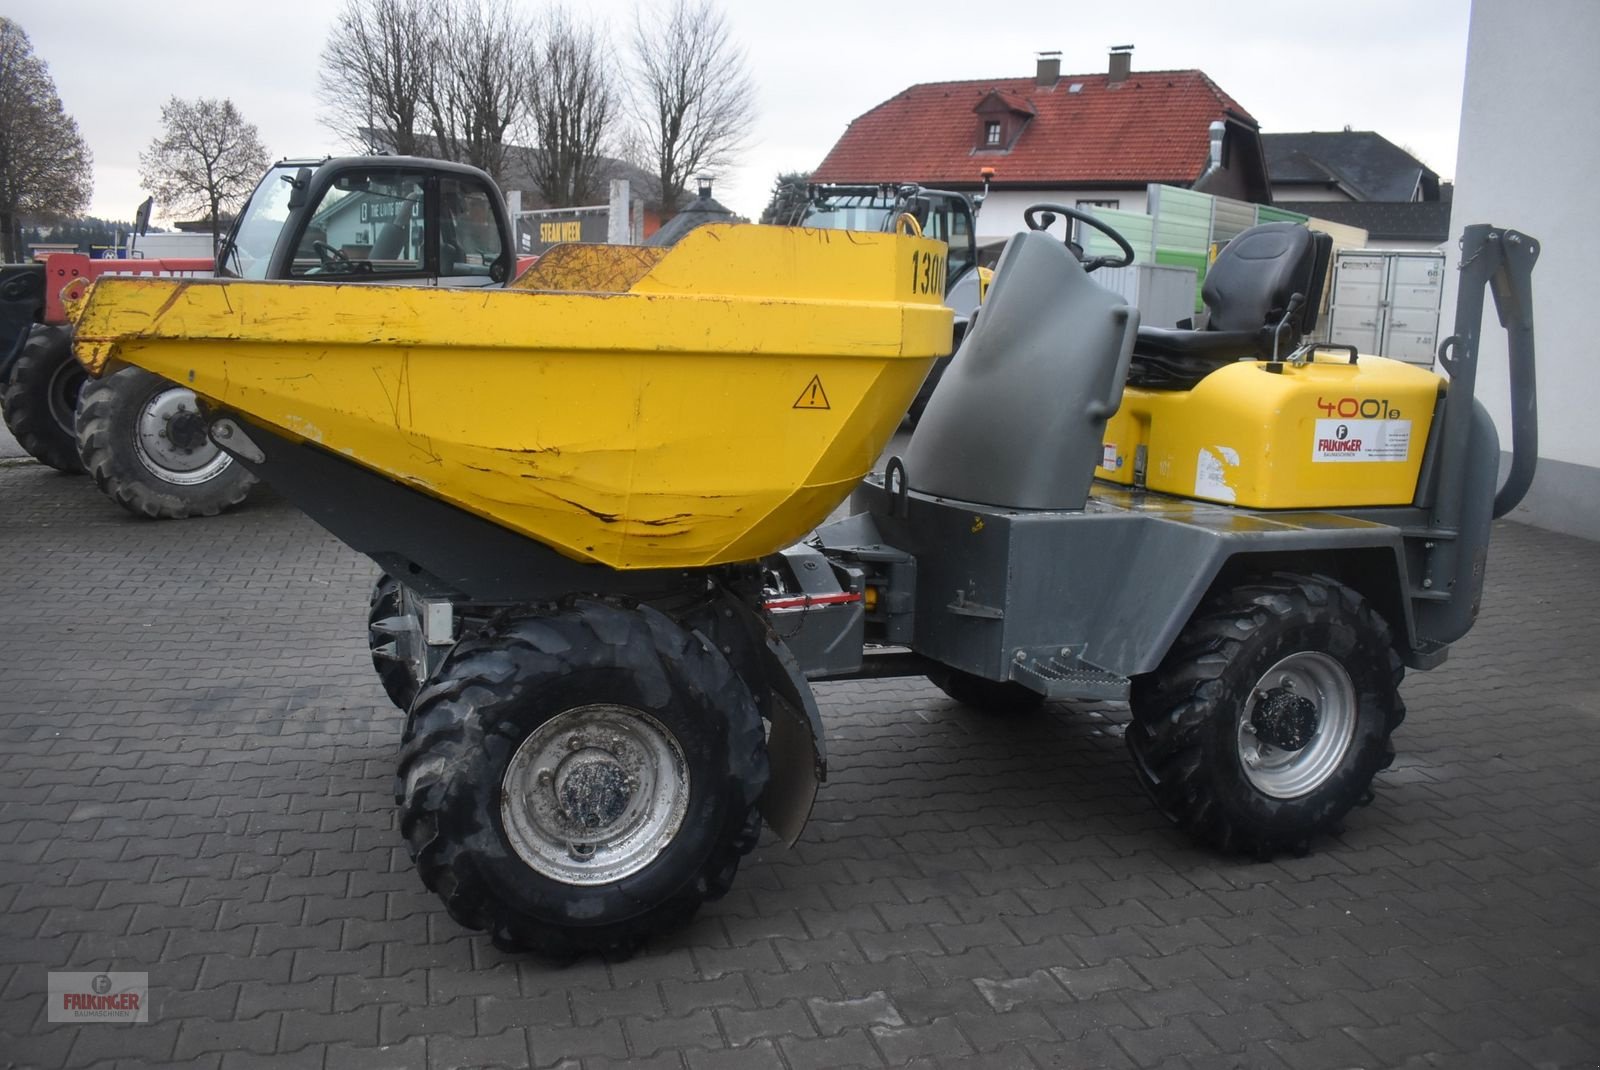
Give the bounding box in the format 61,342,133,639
1328,250,1445,365
1094,263,1199,331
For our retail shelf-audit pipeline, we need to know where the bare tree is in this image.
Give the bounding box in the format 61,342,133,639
522,7,616,208
138,97,270,249
424,0,530,182
631,0,756,218
0,18,91,261
318,0,437,155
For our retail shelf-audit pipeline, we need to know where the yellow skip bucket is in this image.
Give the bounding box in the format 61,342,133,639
68,224,953,569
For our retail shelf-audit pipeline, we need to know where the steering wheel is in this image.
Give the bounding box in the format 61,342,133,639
312,239,353,271
1022,203,1135,272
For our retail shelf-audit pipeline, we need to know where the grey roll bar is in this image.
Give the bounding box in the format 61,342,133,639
1433,224,1540,524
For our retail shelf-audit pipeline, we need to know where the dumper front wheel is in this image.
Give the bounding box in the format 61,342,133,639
397,602,769,957
76,367,256,518
1126,574,1404,856
1,325,84,473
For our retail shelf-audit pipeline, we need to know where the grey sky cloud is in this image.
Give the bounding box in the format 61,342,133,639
15,0,1468,223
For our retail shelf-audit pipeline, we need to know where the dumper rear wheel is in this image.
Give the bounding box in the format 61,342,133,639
1126,573,1404,856
76,366,256,518
928,665,1045,714
1,325,84,473
397,601,768,957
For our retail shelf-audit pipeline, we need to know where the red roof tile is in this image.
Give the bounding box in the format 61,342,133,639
813,70,1252,187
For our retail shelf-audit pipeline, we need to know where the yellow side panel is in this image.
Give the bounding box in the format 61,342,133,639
1097,354,1443,508
70,224,953,569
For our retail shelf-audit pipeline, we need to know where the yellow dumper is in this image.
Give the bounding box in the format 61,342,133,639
66,211,1539,963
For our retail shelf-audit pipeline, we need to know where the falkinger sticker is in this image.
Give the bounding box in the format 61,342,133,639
1312,419,1412,463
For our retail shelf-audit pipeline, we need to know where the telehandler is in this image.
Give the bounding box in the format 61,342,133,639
63,205,1537,957
1,154,519,518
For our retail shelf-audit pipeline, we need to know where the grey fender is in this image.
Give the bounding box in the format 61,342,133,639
679,590,827,847
751,631,826,845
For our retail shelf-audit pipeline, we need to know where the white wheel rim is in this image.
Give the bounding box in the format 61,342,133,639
1237,651,1357,799
133,386,233,485
500,705,690,886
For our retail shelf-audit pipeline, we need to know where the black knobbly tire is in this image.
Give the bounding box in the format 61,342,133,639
1,325,85,473
1126,572,1405,856
76,366,256,519
396,601,769,958
928,665,1046,714
368,574,425,712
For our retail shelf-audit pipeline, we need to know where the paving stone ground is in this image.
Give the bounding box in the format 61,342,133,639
2,461,1598,1070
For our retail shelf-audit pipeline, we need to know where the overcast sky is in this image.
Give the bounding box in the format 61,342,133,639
16,0,1470,224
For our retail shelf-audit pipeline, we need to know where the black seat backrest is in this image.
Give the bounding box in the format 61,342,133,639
371,200,415,261
1202,222,1327,335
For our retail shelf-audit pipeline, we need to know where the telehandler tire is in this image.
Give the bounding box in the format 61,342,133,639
76,366,256,519
368,574,426,712
1126,573,1404,856
928,665,1045,714
397,601,769,957
1,325,85,473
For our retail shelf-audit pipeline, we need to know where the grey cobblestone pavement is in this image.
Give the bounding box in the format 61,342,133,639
2,460,1598,1070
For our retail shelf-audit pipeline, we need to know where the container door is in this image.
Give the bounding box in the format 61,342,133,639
1327,252,1386,354
1380,253,1446,365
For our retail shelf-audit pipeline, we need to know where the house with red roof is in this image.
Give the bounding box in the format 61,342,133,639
812,48,1271,244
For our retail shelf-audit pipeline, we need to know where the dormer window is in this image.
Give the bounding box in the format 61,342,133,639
973,89,1036,153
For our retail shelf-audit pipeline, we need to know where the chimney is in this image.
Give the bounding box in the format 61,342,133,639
696,174,713,199
1109,45,1133,84
1035,50,1061,88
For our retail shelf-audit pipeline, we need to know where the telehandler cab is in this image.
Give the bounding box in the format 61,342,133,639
63,205,1537,957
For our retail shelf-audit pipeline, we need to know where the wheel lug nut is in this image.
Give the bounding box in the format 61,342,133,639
567,735,581,750
536,769,553,788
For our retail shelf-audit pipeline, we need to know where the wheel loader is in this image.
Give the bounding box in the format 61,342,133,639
0,154,521,518
62,205,1537,957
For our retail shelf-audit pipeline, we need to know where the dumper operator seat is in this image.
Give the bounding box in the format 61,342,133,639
1129,222,1333,389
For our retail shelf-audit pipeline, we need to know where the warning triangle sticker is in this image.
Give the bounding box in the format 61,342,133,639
793,375,830,410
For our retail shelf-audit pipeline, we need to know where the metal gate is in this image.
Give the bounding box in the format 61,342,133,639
1327,250,1446,364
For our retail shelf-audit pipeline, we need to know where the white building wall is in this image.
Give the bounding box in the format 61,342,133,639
1440,0,1600,538
975,189,1148,243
